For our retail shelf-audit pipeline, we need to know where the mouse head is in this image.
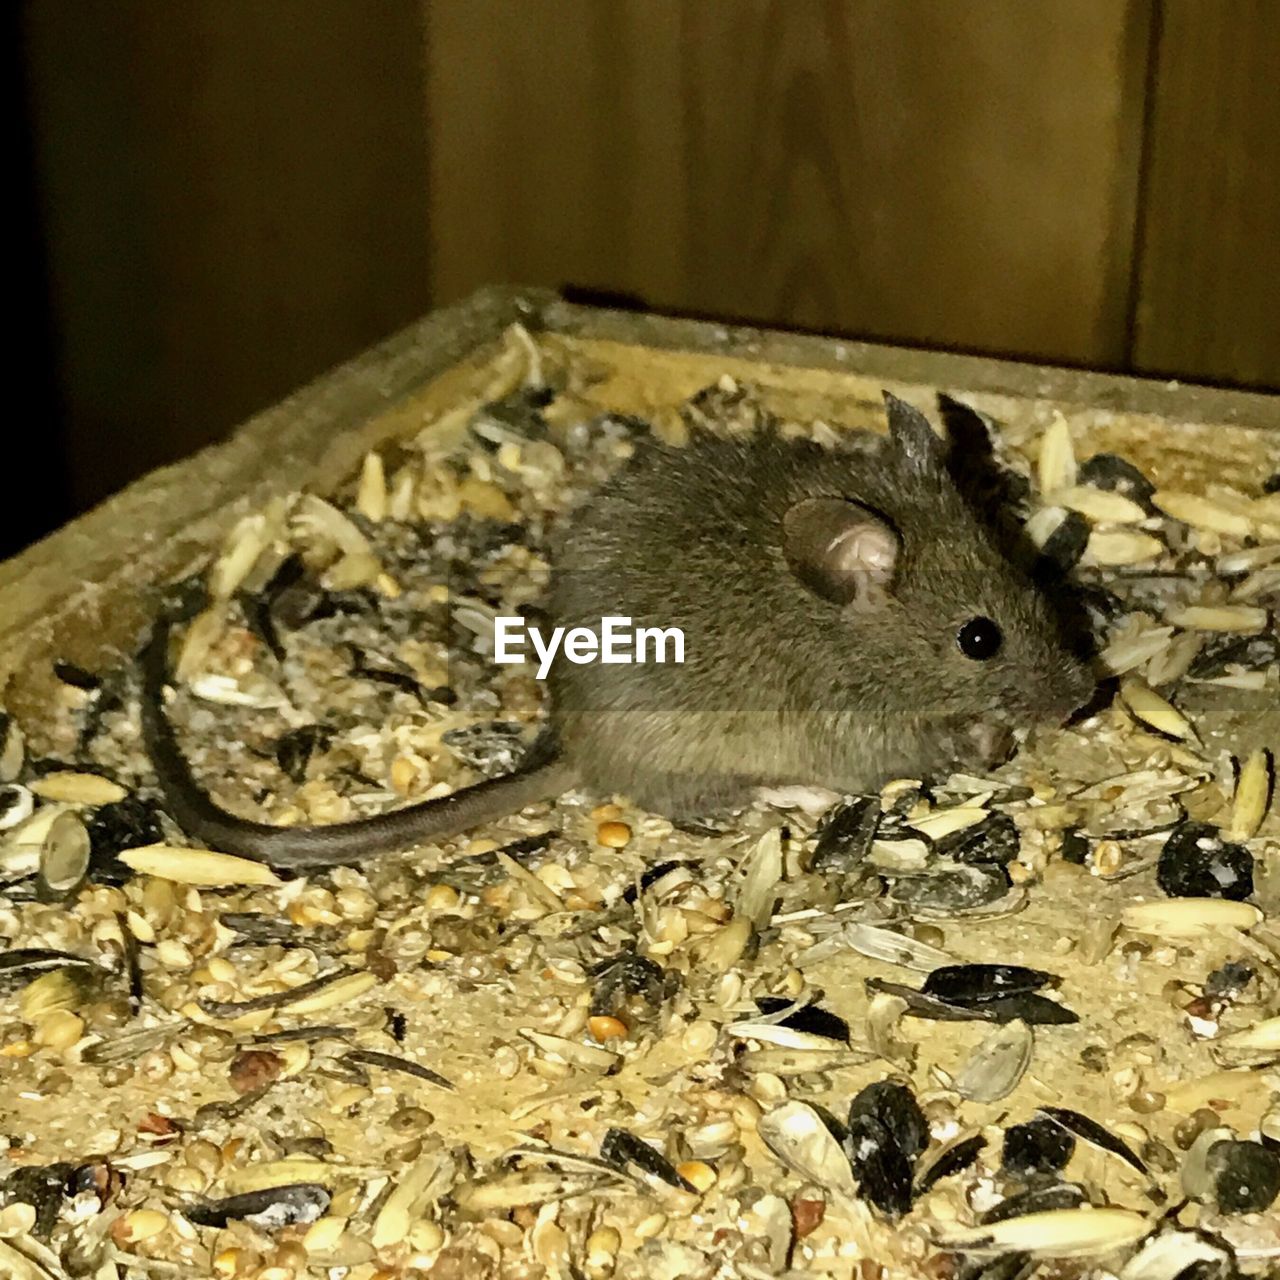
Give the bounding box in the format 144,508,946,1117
782,393,1094,727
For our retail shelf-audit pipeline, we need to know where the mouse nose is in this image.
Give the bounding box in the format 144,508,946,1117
1052,659,1097,723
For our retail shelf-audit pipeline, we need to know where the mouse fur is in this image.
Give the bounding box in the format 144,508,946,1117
141,393,1093,868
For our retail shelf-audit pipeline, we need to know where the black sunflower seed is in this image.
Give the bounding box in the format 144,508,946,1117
599,1129,693,1191
185,1183,331,1229
589,952,668,1017
888,863,1011,912
980,1180,1088,1224
1205,1139,1280,1214
934,813,1021,866
621,860,689,904
1157,821,1254,901
865,978,1077,1026
915,1133,985,1194
1188,632,1280,678
1001,1117,1075,1177
85,796,165,885
0,1163,77,1238
1060,827,1089,865
1076,453,1156,507
1039,511,1091,576
848,1079,928,1162
1204,960,1254,1000
845,1112,914,1217
756,997,850,1045
1036,1106,1146,1173
922,965,1055,1005
0,948,96,991
53,661,101,691
809,796,880,873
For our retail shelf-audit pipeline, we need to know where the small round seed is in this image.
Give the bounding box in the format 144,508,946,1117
676,1160,716,1193
1128,1088,1166,1115
303,1216,348,1254
34,1009,85,1052
425,883,461,911
588,1015,628,1042
596,821,632,849
115,1208,169,1243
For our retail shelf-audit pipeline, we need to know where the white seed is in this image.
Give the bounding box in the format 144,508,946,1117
909,806,989,840
29,772,127,805
701,917,753,974
302,1216,348,1254
518,1029,621,1072
1025,506,1069,549
1230,748,1273,840
1121,898,1262,937
1119,1230,1236,1280
1052,485,1147,525
1187,671,1269,690
0,719,24,782
869,837,930,870
355,451,387,522
1037,415,1077,494
1145,631,1202,687
117,1208,170,1243
282,970,377,1014
118,844,281,887
1231,566,1280,602
732,827,783,931
808,921,954,973
225,1160,344,1194
0,1201,37,1234
738,1046,873,1076
372,1152,452,1248
1119,678,1195,741
322,550,383,591
1099,625,1175,675
1218,543,1280,574
952,1019,1033,1103
1213,1016,1280,1063
1165,604,1268,634
1153,491,1254,538
294,493,372,557
38,810,90,898
936,1208,1150,1258
1161,1069,1259,1113
34,1009,86,1052
1085,529,1165,567
757,1101,857,1198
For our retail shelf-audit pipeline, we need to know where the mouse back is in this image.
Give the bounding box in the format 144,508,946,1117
547,395,1091,803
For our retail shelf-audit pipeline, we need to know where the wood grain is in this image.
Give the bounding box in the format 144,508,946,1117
24,0,433,511
1131,1,1280,390
424,0,1153,365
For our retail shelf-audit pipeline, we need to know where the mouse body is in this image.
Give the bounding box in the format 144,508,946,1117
141,394,1093,868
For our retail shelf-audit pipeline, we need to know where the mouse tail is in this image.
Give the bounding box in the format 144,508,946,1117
138,617,573,870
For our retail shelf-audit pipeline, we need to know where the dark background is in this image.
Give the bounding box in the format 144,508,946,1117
10,1,1279,560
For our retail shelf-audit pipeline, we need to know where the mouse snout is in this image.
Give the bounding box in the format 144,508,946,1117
1046,657,1096,724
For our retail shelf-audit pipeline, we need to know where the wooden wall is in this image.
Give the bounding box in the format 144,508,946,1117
426,0,1154,368
22,0,432,517
17,0,1279,552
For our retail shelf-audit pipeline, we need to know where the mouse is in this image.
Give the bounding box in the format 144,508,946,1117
139,392,1095,869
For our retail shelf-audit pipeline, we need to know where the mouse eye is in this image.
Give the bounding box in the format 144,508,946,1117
957,616,1003,660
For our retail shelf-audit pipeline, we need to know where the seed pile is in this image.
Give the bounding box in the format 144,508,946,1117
1,328,1278,1278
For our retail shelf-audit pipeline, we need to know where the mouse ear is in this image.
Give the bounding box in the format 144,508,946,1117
884,392,944,473
783,497,899,608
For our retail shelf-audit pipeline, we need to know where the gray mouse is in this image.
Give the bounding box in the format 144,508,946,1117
140,393,1094,868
